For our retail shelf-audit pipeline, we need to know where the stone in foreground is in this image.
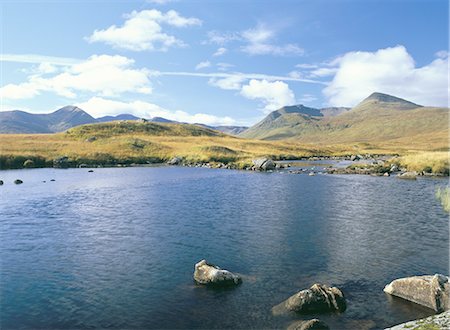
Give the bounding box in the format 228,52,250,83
287,319,330,330
272,283,346,315
384,274,450,312
252,158,276,171
384,310,450,329
193,259,242,286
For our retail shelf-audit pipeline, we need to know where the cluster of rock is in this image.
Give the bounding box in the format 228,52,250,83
193,260,346,329
192,259,449,329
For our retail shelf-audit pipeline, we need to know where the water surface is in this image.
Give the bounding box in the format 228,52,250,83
1,167,448,329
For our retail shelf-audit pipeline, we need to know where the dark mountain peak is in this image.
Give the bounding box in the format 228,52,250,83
54,105,85,113
269,104,322,120
360,92,422,108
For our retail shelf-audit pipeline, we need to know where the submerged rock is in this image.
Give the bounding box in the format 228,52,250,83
287,319,330,330
384,274,450,312
252,158,276,171
273,283,346,315
193,259,241,286
14,179,23,184
0,180,3,185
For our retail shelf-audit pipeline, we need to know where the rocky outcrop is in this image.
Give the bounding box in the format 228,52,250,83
167,157,182,165
384,274,450,312
252,158,276,171
272,283,346,315
193,259,242,286
287,319,330,330
385,310,450,329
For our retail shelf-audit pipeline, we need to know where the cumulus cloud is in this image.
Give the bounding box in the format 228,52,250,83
86,9,201,51
213,47,227,57
208,76,245,90
240,79,296,112
323,45,449,107
0,54,152,100
195,60,211,70
76,97,236,126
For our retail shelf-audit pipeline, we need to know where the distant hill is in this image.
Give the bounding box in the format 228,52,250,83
240,92,449,150
0,106,97,134
96,114,140,122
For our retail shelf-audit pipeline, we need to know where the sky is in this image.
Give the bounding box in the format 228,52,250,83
0,0,448,126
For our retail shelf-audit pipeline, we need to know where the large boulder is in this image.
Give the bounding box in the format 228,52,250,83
384,274,450,312
273,283,346,315
167,157,182,165
193,259,242,286
287,319,330,330
252,158,276,171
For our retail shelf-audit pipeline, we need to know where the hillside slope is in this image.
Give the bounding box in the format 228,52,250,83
240,92,449,150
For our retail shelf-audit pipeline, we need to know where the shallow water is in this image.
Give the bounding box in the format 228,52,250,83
0,166,448,329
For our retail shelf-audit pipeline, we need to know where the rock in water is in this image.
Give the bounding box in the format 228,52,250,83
384,274,450,312
252,158,276,171
287,319,330,330
272,283,346,315
397,172,417,180
14,179,23,184
193,259,241,286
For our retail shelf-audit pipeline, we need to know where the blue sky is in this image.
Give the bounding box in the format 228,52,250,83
0,0,448,125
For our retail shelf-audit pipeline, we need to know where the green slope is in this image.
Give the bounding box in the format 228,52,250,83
240,92,449,150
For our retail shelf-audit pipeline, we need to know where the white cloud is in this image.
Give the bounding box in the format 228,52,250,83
206,25,303,56
86,9,201,51
0,83,41,100
76,97,236,126
240,79,296,112
295,63,319,69
0,54,152,100
208,76,245,90
323,45,449,107
309,67,338,77
241,24,304,56
213,47,227,57
0,53,81,66
195,60,211,70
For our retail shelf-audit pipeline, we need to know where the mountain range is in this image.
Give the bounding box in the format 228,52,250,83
0,106,247,135
240,92,448,150
1,92,448,151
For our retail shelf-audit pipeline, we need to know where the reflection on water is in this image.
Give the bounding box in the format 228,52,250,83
0,166,448,329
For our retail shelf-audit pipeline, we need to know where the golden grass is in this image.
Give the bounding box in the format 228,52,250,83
0,121,448,173
397,152,449,174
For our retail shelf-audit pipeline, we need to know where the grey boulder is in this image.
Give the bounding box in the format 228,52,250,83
193,259,242,286
167,157,182,165
252,158,276,171
273,283,346,315
384,274,450,312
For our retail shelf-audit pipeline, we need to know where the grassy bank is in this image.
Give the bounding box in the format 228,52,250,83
0,121,448,173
